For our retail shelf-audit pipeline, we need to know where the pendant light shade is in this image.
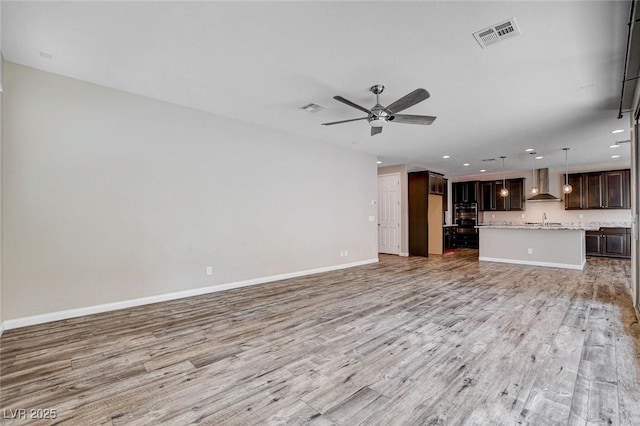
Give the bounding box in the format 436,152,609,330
499,156,509,198
562,148,572,194
530,152,538,195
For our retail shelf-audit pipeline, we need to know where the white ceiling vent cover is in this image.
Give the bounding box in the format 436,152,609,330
473,17,521,48
300,103,325,112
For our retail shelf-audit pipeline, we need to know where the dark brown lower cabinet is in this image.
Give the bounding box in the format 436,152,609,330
454,231,478,249
585,228,630,259
585,232,602,256
443,226,457,251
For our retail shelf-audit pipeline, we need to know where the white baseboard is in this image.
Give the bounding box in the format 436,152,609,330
1,258,379,331
479,256,585,270
399,252,409,257
0,322,4,336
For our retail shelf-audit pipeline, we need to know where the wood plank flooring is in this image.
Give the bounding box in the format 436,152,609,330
1,250,639,425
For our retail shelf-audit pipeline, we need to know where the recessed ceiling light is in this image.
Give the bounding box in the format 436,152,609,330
612,129,624,134
611,155,620,159
376,161,382,164
442,155,450,159
463,163,470,166
525,148,534,152
480,169,486,172
535,156,543,160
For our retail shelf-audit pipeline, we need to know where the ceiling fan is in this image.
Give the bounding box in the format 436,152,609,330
322,84,437,136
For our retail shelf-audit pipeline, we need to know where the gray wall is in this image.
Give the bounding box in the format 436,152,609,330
0,3,4,330
2,63,378,321
0,60,3,330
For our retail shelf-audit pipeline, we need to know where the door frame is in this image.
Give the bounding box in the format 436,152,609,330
378,172,401,255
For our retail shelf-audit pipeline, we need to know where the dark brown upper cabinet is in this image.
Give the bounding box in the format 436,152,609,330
453,181,478,204
479,178,524,211
507,178,524,211
603,170,628,209
564,174,585,209
565,169,629,210
585,172,604,209
429,173,446,195
480,181,496,211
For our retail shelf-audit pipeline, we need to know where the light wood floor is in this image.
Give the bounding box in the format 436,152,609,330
1,251,640,425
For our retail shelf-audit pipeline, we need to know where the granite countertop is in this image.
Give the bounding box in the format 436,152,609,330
476,222,631,231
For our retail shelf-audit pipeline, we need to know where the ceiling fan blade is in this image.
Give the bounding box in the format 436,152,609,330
371,126,383,136
333,96,372,114
391,114,437,125
321,117,368,126
386,88,430,114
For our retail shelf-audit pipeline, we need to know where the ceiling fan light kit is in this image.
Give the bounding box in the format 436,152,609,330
322,84,437,136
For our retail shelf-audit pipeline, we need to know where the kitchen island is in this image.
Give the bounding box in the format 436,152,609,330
477,224,598,270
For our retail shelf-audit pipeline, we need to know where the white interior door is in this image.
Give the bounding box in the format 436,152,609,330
378,173,401,255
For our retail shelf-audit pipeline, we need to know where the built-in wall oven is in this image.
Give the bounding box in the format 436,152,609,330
455,203,477,232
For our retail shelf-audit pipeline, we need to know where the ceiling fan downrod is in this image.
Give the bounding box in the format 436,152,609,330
371,84,385,105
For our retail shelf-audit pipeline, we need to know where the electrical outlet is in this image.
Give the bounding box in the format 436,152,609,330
344,250,348,256
579,213,584,219
521,214,525,219
527,248,533,254
369,216,375,222
206,266,213,276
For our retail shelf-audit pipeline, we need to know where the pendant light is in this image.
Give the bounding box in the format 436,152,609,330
499,156,509,197
562,148,573,194
530,152,538,195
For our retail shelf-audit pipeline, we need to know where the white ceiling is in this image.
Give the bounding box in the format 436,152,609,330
1,1,634,177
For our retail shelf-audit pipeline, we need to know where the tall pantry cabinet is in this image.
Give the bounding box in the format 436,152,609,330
408,171,446,256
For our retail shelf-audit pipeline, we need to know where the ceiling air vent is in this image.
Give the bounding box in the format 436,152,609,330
473,17,521,48
300,103,325,113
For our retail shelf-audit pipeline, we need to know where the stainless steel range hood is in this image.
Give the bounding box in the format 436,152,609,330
527,168,562,202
